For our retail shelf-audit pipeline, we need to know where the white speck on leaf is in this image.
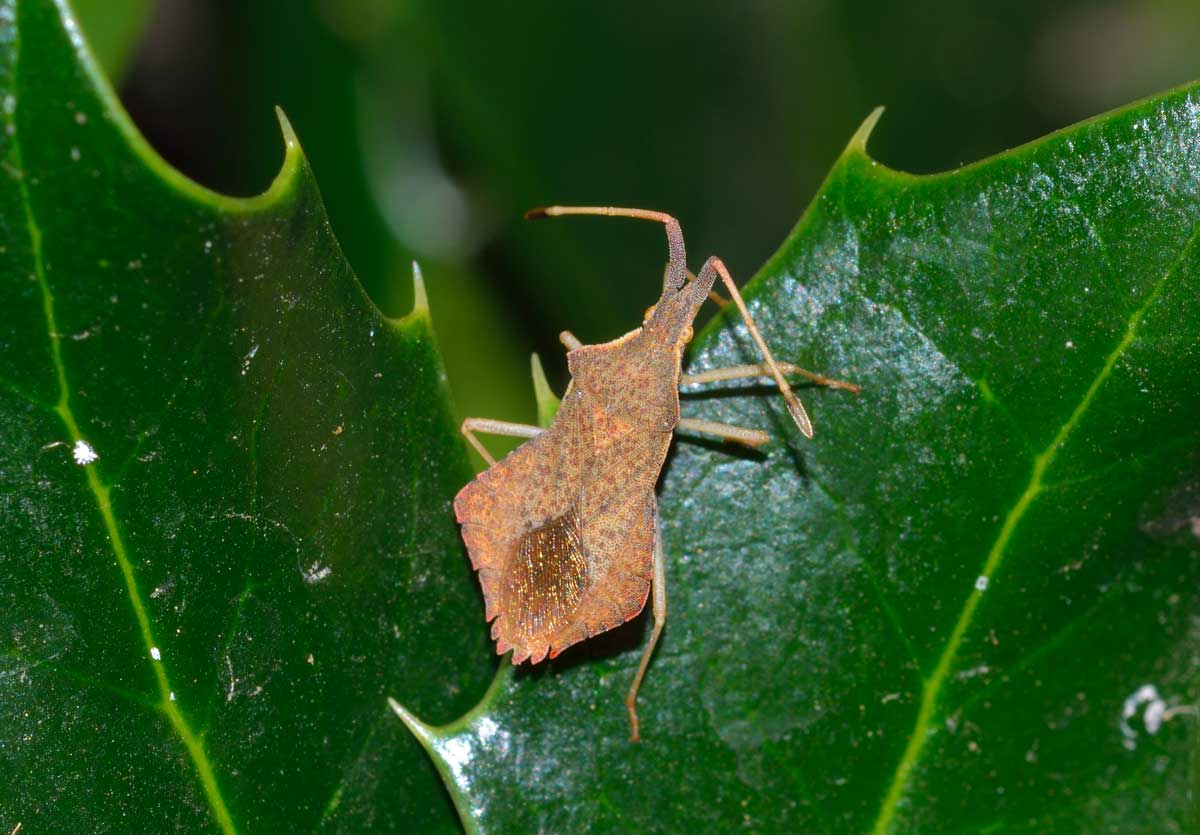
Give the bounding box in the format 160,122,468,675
1117,684,1196,749
72,440,98,465
303,562,332,584
1122,684,1163,749
169,691,175,702
241,344,259,375
150,646,161,661
956,664,990,680
69,146,80,161
1144,699,1165,733
975,575,989,592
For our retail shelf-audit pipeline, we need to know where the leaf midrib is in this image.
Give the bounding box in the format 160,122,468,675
8,7,238,833
867,219,1198,834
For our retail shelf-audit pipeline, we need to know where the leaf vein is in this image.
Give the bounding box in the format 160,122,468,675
8,7,239,833
867,218,1197,834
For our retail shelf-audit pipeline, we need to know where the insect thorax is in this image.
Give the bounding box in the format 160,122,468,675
567,331,681,432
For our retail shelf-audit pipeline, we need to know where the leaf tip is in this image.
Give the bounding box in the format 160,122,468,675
849,106,886,155
261,106,308,202
388,696,436,745
530,353,561,427
274,105,300,151
410,261,430,318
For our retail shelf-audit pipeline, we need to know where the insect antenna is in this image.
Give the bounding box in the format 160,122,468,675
526,205,688,291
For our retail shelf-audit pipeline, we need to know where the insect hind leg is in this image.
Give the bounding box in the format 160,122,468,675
626,513,666,743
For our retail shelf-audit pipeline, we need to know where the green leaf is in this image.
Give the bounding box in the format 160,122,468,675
1,1,492,832
199,2,538,466
401,93,1200,832
529,353,560,427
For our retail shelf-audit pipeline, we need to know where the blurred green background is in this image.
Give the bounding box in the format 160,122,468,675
74,0,1200,458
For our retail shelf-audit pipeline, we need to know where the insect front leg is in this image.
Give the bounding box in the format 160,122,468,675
626,512,667,743
460,418,544,467
696,256,820,438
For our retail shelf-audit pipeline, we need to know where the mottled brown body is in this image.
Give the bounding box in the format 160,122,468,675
450,206,856,741
454,274,705,664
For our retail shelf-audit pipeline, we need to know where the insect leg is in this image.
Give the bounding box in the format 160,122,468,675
626,513,666,743
697,256,815,438
681,362,860,393
676,417,770,448
460,418,544,467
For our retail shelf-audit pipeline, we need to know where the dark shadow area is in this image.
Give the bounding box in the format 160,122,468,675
679,381,837,402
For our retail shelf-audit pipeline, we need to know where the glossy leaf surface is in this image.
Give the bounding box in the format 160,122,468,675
7,0,1200,832
405,92,1200,832
0,1,491,832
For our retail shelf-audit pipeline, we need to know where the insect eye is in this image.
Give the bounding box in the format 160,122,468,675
643,304,657,323
679,325,693,344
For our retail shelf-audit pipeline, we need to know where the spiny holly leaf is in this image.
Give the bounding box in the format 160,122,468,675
398,92,1200,832
0,1,491,832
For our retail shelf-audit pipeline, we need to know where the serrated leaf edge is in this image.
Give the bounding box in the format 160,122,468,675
7,2,242,832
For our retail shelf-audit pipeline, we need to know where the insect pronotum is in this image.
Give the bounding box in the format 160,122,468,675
453,206,858,741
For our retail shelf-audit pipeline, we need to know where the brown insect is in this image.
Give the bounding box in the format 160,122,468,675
454,206,857,741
